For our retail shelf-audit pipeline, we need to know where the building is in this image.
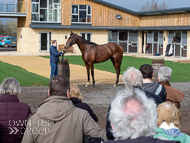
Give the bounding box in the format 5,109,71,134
1,0,190,58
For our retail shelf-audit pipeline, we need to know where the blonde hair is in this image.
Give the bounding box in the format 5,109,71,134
70,83,83,100
157,102,181,127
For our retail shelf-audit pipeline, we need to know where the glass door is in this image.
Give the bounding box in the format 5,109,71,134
39,32,51,52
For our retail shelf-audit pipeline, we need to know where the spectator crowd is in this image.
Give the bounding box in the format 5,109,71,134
0,64,189,143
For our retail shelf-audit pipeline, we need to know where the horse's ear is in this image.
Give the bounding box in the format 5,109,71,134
71,31,74,34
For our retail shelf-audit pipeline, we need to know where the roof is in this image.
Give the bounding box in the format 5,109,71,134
93,0,190,16
30,23,190,30
93,0,138,15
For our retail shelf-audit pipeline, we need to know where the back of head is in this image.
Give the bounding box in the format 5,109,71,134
49,75,70,97
70,83,83,100
139,64,153,79
122,67,143,87
52,40,56,44
158,66,172,82
0,77,21,95
109,88,157,140
157,102,181,127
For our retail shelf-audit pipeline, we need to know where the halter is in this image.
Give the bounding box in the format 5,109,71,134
66,34,76,49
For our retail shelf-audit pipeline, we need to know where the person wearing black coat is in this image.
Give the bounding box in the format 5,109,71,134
70,83,98,122
70,97,98,122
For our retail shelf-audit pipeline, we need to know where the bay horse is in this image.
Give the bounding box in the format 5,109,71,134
65,32,123,87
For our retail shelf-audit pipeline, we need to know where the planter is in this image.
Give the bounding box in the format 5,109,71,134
58,63,70,79
58,56,70,79
151,62,165,82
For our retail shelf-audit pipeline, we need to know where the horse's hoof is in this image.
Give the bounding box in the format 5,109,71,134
114,84,118,87
85,82,90,87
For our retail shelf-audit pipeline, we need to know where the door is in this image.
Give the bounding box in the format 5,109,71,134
119,31,128,53
39,32,51,52
128,31,138,53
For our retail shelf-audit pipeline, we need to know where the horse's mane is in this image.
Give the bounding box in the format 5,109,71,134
77,34,97,46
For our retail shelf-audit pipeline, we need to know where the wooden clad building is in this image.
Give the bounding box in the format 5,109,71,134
14,0,190,58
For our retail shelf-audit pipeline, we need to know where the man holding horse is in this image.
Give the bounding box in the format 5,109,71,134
50,40,65,78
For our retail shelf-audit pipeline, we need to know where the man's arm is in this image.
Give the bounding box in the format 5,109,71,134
50,47,62,57
83,111,107,141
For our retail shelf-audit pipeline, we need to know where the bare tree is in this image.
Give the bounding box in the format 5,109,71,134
139,0,169,11
4,19,17,37
0,20,4,36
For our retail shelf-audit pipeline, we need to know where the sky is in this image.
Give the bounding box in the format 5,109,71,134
102,0,190,11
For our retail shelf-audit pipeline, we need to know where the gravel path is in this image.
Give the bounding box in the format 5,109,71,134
18,82,190,135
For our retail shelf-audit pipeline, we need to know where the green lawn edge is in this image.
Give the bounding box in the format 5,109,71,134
42,56,190,82
0,60,49,87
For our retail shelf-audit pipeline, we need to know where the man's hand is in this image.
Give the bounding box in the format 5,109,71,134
62,51,66,54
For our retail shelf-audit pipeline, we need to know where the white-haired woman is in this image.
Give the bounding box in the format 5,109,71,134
104,88,178,143
0,77,31,143
158,66,185,109
154,102,190,143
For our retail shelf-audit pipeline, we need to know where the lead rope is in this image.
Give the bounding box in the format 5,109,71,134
61,52,64,63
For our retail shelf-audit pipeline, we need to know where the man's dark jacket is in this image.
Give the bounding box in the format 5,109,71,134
104,136,180,143
70,97,98,122
106,86,163,140
142,82,167,102
50,45,62,63
0,94,31,143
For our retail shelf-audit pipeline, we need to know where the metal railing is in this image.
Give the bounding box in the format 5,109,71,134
0,1,26,13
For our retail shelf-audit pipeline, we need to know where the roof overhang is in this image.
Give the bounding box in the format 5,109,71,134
0,13,26,18
138,26,190,30
30,23,138,30
30,23,190,31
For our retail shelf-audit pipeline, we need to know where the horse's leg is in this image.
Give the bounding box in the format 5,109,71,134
90,63,95,87
85,63,90,87
111,57,121,86
115,62,121,86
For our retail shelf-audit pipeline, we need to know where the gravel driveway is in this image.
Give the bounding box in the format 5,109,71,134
18,82,190,135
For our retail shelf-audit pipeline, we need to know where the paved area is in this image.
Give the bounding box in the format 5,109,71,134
0,55,123,85
1,51,190,63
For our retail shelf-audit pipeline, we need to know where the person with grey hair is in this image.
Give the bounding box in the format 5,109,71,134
0,77,31,143
158,66,185,109
106,67,163,140
104,88,179,143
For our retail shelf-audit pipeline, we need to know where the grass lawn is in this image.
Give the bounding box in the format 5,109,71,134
43,56,190,82
0,61,49,87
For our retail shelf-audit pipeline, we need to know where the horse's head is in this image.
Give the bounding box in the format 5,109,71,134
65,31,77,50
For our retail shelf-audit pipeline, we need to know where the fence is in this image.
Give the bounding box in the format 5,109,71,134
0,1,26,13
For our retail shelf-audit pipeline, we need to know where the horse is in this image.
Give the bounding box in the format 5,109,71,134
65,32,123,87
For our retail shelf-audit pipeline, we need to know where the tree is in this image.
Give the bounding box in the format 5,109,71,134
139,0,169,11
0,20,4,36
4,19,17,37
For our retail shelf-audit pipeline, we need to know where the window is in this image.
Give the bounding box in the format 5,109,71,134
31,0,61,22
72,5,91,23
81,33,91,42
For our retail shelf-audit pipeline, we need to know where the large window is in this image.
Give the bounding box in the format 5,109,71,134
81,32,91,42
31,0,61,22
72,5,91,23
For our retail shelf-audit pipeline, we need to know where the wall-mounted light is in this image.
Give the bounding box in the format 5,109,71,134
115,14,122,19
